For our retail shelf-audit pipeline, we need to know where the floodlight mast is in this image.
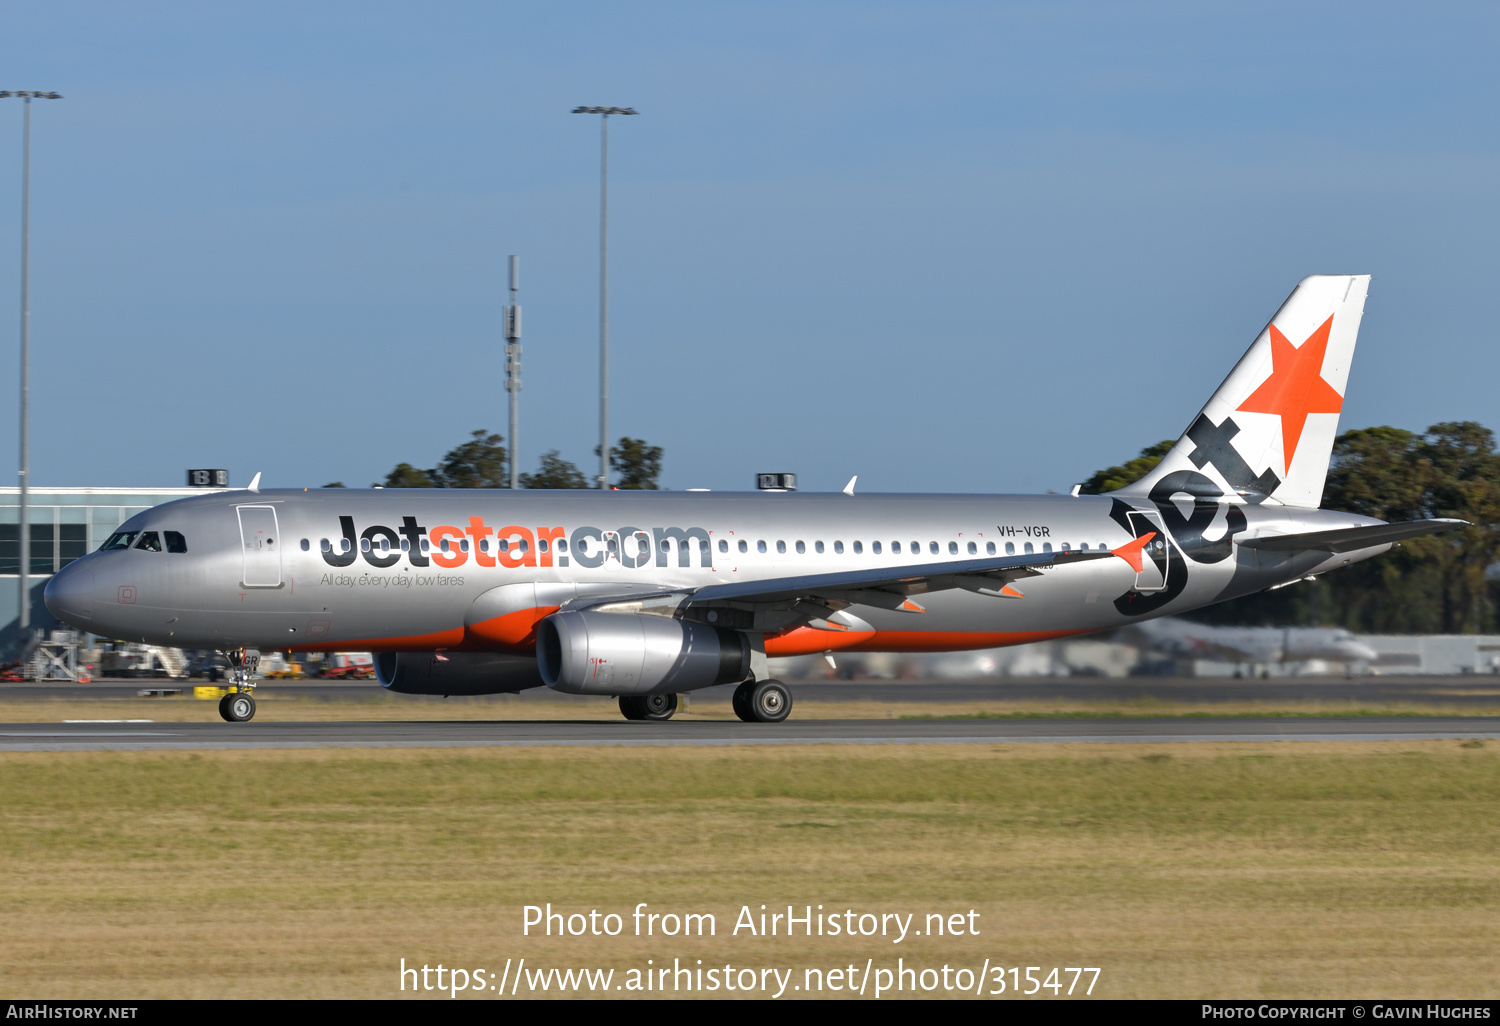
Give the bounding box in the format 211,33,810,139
504,255,521,489
571,106,637,488
1,91,63,634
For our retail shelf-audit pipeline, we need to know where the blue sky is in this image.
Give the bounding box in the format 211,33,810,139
0,2,1495,492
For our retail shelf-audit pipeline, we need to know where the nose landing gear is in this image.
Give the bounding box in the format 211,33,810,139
218,691,257,722
217,647,261,722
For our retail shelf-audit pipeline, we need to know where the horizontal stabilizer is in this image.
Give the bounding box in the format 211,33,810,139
1239,518,1467,553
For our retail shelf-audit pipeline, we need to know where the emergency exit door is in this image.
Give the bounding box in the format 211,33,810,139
237,505,282,587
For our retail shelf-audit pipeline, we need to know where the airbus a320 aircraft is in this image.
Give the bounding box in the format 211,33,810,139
45,275,1461,723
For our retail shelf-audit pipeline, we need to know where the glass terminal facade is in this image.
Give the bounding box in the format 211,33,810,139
1,487,219,659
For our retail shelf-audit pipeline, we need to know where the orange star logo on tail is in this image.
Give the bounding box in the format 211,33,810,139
1236,315,1344,472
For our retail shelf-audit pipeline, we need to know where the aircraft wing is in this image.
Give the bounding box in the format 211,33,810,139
1238,518,1467,553
564,536,1152,633
676,548,1117,627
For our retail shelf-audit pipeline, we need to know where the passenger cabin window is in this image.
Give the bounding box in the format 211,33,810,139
834,541,844,554
400,539,410,551
1024,542,1033,554
892,541,901,554
360,538,372,553
738,540,747,553
776,540,786,554
1043,542,1052,553
135,532,162,552
872,541,882,554
718,540,728,553
300,538,310,551
758,541,767,553
795,541,805,554
948,541,958,555
320,538,331,552
556,539,567,552
986,541,996,555
910,540,919,553
1061,543,1070,552
815,541,824,554
460,539,470,552
967,541,977,555
100,532,136,551
340,538,351,553
853,541,863,554
1006,542,1015,555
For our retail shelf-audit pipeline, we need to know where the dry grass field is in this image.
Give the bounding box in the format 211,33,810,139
0,740,1496,999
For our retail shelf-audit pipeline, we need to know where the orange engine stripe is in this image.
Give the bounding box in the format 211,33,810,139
290,626,468,653
464,606,560,653
765,625,875,657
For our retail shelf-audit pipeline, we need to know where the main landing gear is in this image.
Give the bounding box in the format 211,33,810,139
732,679,792,723
619,693,678,721
217,647,260,723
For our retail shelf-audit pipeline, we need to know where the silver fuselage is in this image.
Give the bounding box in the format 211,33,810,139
43,488,1387,661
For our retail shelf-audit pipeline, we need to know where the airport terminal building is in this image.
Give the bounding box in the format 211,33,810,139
0,486,222,660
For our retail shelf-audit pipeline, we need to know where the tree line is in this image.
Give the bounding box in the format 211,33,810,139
322,431,663,491
1082,422,1500,633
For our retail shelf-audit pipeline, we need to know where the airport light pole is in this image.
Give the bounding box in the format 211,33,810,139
571,106,637,488
504,255,521,489
2,91,62,634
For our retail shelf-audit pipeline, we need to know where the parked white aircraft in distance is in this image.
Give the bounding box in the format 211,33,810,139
45,274,1463,722
1127,617,1378,671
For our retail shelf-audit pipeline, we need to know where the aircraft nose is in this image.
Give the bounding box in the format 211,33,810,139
1340,641,1378,662
44,563,95,627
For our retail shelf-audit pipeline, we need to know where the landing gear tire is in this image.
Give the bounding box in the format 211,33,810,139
220,691,256,723
732,681,754,722
736,679,791,723
619,693,677,721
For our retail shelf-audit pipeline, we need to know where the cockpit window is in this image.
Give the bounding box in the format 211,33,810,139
135,531,163,552
164,531,187,553
100,532,137,551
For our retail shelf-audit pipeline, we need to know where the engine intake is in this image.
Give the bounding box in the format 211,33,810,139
536,611,749,695
375,651,544,695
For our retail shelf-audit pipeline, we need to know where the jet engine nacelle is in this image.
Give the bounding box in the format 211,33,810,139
375,651,544,695
536,610,750,695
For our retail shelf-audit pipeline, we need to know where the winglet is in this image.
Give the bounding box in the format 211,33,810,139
843,476,857,496
247,472,262,494
1111,531,1156,573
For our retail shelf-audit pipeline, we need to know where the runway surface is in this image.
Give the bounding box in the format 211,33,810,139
1,716,1496,751
5,675,1500,706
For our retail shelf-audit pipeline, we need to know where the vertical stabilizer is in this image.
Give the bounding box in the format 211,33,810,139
1116,274,1370,509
